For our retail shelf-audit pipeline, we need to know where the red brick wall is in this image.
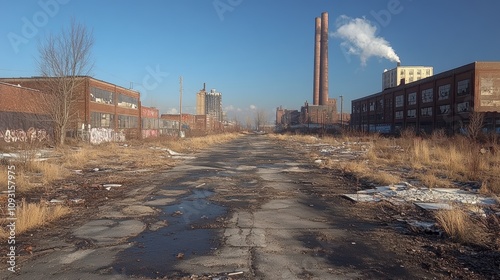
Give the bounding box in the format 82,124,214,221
0,82,47,114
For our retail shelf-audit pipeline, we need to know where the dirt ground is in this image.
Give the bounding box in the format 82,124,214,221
1,134,499,279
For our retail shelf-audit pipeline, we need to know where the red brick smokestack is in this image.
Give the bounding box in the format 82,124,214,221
319,12,329,105
313,17,321,106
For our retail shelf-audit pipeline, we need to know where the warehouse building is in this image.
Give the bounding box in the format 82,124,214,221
141,106,160,138
0,82,51,142
0,76,141,143
351,62,500,134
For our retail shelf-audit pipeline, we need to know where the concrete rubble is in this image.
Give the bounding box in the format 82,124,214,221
343,183,498,212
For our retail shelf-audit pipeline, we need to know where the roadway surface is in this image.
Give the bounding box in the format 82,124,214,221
2,134,440,279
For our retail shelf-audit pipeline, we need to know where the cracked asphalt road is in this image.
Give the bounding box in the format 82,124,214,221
2,134,449,279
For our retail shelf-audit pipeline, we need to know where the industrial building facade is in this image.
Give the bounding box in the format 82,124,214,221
195,84,224,131
382,65,433,90
0,82,51,142
351,62,500,134
0,76,141,143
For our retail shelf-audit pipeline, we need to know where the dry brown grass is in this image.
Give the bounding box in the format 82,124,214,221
32,161,67,184
0,165,34,193
435,208,480,244
0,164,7,190
275,129,500,195
479,178,500,197
61,145,98,169
15,169,37,192
269,133,321,145
336,161,400,185
411,138,431,166
0,199,71,239
414,169,452,188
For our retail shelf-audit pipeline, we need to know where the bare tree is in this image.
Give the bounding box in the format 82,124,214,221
37,19,94,145
254,109,268,131
467,111,485,141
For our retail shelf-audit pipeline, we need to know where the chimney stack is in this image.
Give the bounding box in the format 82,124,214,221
313,12,329,106
313,17,321,106
319,12,329,106
397,62,401,67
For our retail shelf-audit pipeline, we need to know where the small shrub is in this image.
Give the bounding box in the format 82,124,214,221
435,208,476,244
412,138,431,165
0,199,71,239
479,179,500,196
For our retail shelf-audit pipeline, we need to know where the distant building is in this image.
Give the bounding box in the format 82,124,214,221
206,89,223,122
352,61,500,134
275,106,300,127
195,84,224,127
196,84,207,115
276,106,285,125
141,106,159,138
383,64,433,90
300,102,337,125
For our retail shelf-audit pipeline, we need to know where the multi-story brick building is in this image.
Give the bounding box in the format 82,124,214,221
0,76,141,143
141,106,159,138
0,82,51,142
351,61,500,134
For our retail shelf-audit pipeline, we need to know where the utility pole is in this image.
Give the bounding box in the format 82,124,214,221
179,76,183,137
340,95,344,126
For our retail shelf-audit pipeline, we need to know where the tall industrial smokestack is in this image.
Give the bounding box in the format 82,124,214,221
319,12,329,105
313,17,321,106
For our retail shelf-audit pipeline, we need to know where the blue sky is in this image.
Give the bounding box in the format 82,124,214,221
1,0,500,122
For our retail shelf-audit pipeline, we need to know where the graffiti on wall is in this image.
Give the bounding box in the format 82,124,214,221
142,129,158,139
0,128,49,143
89,128,126,145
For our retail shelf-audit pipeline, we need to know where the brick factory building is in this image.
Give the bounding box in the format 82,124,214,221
351,61,500,134
0,76,141,144
161,113,223,135
0,82,51,142
141,106,160,139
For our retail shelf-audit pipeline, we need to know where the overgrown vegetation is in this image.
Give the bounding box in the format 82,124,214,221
270,130,500,246
434,208,482,244
0,199,71,239
306,129,500,194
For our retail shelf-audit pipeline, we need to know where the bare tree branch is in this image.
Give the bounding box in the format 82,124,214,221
37,19,94,145
467,111,485,141
254,109,268,131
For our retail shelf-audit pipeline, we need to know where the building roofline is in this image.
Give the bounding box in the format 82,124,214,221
0,81,41,92
0,76,140,94
353,61,500,103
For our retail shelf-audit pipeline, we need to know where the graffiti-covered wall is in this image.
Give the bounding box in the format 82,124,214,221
0,111,52,142
89,128,125,145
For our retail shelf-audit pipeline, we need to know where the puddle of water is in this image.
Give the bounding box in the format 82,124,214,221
113,189,226,278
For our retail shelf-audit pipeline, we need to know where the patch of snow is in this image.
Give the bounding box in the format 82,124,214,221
343,183,498,211
415,203,452,210
166,149,182,156
103,184,122,188
343,194,381,202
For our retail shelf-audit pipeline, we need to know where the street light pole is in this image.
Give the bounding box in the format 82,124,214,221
340,95,343,126
179,76,183,137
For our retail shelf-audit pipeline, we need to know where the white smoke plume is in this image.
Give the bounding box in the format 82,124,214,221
332,15,400,66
